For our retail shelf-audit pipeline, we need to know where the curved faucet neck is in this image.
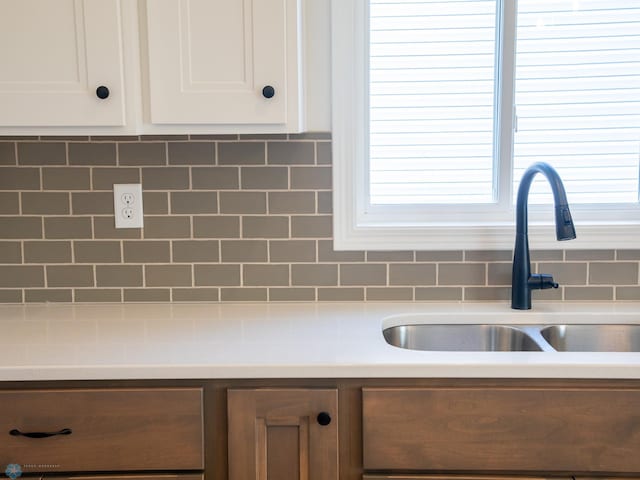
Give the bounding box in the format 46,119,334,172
515,162,571,236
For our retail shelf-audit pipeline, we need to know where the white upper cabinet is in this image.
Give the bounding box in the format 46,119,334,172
0,0,309,134
0,0,126,127
145,0,302,130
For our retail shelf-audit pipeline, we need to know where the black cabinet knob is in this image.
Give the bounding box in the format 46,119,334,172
96,86,110,99
262,85,275,99
317,412,331,426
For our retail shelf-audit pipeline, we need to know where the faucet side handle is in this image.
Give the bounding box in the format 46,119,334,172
528,273,559,290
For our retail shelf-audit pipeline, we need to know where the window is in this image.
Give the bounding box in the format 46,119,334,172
332,0,640,250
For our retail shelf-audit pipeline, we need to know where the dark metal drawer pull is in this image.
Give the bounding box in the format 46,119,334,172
9,428,72,439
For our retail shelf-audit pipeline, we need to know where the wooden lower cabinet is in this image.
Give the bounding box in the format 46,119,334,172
3,380,640,480
362,386,640,474
227,388,339,480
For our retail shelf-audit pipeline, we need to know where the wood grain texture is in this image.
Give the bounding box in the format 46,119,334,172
363,387,640,473
44,476,204,480
228,388,338,480
0,388,204,472
363,476,569,480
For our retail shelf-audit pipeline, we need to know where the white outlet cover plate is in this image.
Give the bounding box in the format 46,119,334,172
113,184,144,229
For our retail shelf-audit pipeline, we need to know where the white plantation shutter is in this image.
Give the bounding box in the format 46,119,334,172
369,0,498,204
368,0,640,206
513,0,640,204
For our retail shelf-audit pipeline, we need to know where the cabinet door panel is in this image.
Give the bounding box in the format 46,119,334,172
363,387,640,473
146,0,296,125
0,0,125,126
228,388,338,480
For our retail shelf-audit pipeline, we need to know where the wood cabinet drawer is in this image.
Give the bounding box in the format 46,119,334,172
363,387,640,473
46,476,204,480
0,388,204,473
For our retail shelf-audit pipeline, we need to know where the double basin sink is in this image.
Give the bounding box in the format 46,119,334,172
383,323,640,352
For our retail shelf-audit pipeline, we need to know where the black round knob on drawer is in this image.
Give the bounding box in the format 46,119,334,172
96,86,110,99
317,412,331,426
262,85,275,99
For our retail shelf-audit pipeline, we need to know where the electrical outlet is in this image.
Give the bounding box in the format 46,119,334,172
113,184,144,229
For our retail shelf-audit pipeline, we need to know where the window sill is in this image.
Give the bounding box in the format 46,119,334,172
333,221,640,251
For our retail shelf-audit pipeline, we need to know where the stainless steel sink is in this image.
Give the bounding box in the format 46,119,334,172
383,324,543,352
541,324,640,352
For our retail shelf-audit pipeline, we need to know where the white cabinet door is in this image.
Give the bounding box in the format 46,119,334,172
145,0,300,128
0,0,126,127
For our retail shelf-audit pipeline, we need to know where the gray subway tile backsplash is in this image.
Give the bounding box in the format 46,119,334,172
46,265,94,288
0,266,44,288
172,287,220,302
18,142,66,166
0,216,42,240
171,191,218,214
173,240,220,263
44,217,92,239
22,192,70,215
75,241,122,263
142,167,190,190
0,192,19,214
123,241,171,263
218,142,265,165
241,166,289,190
0,241,23,264
0,167,41,190
25,289,72,303
220,287,267,302
268,191,316,214
71,192,112,215
118,142,167,166
124,288,170,302
340,264,387,286
267,141,315,165
68,142,117,166
93,167,140,190
42,167,91,190
194,264,241,287
24,241,71,264
192,166,239,190
168,141,215,165
589,262,639,285
0,142,16,165
269,240,316,263
145,265,193,287
242,216,289,239
0,135,638,302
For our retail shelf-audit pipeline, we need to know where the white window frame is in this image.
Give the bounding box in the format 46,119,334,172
331,0,640,251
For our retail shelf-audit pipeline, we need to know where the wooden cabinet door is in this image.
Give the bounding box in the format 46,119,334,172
145,0,300,127
228,389,338,480
0,0,126,126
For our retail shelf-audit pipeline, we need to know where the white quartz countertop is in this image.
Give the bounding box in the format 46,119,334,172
1,302,640,381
